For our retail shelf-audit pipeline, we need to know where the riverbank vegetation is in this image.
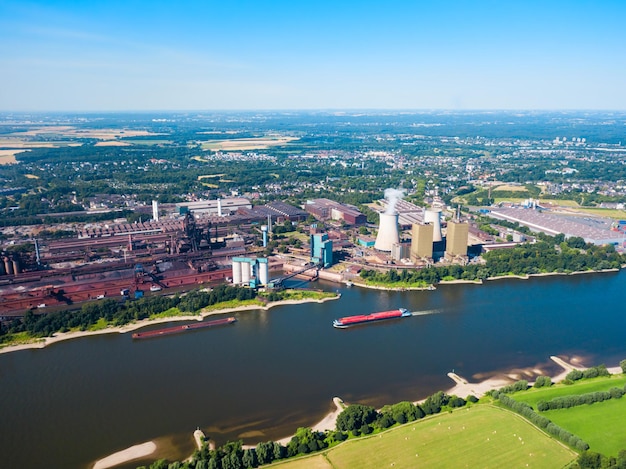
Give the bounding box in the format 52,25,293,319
359,235,625,288
0,286,335,348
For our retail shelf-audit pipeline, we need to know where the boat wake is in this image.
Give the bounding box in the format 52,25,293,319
411,310,440,316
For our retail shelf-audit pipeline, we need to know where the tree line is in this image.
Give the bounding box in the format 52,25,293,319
537,387,625,411
360,236,625,286
0,284,256,341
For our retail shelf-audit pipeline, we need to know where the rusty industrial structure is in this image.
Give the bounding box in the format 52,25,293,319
0,213,252,317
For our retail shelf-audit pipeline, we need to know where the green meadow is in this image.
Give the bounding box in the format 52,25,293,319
270,405,576,469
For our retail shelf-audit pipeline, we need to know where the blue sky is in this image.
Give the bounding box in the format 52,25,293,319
1,0,625,111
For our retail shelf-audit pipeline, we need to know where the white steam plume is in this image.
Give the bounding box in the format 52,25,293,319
384,188,405,214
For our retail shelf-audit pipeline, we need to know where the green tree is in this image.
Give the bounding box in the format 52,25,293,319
336,404,377,432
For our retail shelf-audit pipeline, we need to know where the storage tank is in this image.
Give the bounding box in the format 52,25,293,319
232,260,242,284
12,258,21,275
241,261,251,284
258,259,269,285
424,209,443,242
4,257,13,275
374,212,400,252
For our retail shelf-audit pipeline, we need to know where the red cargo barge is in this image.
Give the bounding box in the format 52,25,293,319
333,308,411,328
132,316,237,339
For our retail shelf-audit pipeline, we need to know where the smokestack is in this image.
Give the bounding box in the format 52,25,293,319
217,198,223,217
424,209,443,242
375,212,400,252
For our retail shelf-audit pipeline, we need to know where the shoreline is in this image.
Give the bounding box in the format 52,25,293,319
0,294,340,356
93,355,623,468
355,266,622,291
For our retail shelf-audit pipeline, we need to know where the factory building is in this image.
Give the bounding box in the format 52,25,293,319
489,207,625,246
240,201,308,223
305,198,367,225
446,221,469,258
310,233,333,267
376,198,425,228
391,242,411,261
177,198,252,216
411,223,434,260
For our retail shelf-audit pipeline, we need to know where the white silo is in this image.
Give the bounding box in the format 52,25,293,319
258,259,269,285
374,212,400,252
232,260,242,284
241,261,251,284
424,209,443,242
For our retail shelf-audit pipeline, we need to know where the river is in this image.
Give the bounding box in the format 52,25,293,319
1,270,625,468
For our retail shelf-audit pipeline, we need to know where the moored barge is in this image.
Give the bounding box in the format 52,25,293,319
132,316,237,339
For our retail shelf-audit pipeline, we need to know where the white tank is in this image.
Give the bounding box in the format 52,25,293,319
241,261,251,283
232,261,242,284
259,261,269,285
375,212,400,252
424,209,443,242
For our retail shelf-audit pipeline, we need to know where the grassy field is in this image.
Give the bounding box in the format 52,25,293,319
511,375,626,409
544,399,626,457
509,375,626,456
270,406,576,469
271,455,332,469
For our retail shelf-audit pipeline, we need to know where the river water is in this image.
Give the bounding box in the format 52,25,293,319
1,271,625,468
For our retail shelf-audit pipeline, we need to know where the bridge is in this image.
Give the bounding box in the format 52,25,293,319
269,262,321,288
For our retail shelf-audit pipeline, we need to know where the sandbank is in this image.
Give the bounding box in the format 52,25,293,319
0,294,340,355
92,441,156,469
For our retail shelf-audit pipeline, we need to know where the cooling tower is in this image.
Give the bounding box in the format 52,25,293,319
375,212,400,252
424,210,443,242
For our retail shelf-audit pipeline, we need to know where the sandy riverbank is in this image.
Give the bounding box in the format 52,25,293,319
441,355,622,401
0,295,340,356
92,441,156,469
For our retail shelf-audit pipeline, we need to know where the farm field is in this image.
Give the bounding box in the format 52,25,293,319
271,405,576,469
200,136,297,151
270,455,332,469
